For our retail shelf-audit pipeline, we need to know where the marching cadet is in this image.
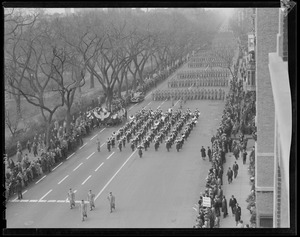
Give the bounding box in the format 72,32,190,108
223,90,225,100
208,89,211,100
122,136,126,148
204,89,207,100
154,139,159,151
215,88,218,100
112,136,116,148
87,190,95,211
130,141,135,151
219,88,222,100
96,137,100,152
80,200,88,221
107,139,111,152
138,146,143,158
118,140,122,152
211,89,215,100
68,188,75,209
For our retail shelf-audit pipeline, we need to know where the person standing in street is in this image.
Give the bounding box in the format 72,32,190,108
233,161,239,179
227,167,233,184
87,190,95,211
16,180,23,200
229,195,237,216
68,188,75,209
201,146,206,160
222,195,228,218
243,149,248,165
80,200,88,221
207,146,212,162
235,203,242,226
107,192,115,213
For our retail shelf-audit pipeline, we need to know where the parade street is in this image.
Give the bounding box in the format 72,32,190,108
6,74,227,228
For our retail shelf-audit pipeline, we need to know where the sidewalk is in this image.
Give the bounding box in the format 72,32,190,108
219,139,255,228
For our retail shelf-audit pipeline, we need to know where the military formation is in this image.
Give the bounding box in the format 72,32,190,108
188,62,228,68
152,88,226,101
177,69,230,79
105,108,200,154
168,77,228,87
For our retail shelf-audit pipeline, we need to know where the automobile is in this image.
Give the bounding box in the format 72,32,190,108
130,92,145,103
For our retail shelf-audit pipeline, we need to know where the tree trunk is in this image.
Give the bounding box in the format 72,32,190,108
66,106,72,135
90,72,94,89
16,94,22,120
105,87,113,112
45,113,54,150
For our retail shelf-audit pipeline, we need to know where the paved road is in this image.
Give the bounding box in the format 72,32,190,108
6,65,228,228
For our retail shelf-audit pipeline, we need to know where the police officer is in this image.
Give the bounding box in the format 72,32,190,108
107,139,111,152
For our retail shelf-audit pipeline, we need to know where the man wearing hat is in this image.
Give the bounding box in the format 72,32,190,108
107,192,116,213
67,188,75,209
80,199,88,221
207,146,212,162
87,190,95,211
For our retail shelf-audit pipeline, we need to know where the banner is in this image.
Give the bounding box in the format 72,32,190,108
203,197,211,207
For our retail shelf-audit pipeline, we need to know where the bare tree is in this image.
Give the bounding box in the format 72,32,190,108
212,46,235,78
7,21,66,148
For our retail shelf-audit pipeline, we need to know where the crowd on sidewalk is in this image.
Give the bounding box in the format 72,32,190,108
193,59,256,228
4,113,98,201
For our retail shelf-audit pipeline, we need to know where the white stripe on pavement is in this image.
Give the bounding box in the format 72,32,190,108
38,200,47,203
99,128,106,133
95,162,104,172
192,207,198,211
39,189,52,200
67,153,75,160
20,200,29,202
79,143,87,150
58,175,69,184
100,143,106,147
106,152,115,160
35,175,46,184
81,175,92,185
22,190,28,195
95,150,137,201
47,200,57,202
52,162,63,171
57,200,66,203
74,190,77,193
29,200,38,202
157,99,167,109
90,134,98,141
86,152,95,160
174,100,180,107
73,163,83,171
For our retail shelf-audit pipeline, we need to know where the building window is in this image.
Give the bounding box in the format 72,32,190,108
259,215,273,227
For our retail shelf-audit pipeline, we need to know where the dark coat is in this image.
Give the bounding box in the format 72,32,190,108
229,197,237,208
222,198,228,214
235,206,241,221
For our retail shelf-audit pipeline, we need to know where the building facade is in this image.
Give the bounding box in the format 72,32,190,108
255,7,291,228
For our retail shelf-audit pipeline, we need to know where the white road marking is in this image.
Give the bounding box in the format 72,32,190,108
106,152,115,160
81,175,92,185
67,153,75,160
35,175,46,184
95,150,137,201
10,200,20,202
47,200,57,202
39,189,52,200
74,190,77,193
99,128,106,133
58,175,69,184
22,190,28,195
52,162,63,171
86,152,95,160
100,143,106,147
90,134,98,141
29,200,38,202
174,100,180,107
73,163,83,171
157,99,167,109
129,104,137,111
145,92,151,99
192,207,198,211
38,200,47,203
57,200,66,203
79,143,87,150
20,200,29,202
95,162,104,172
